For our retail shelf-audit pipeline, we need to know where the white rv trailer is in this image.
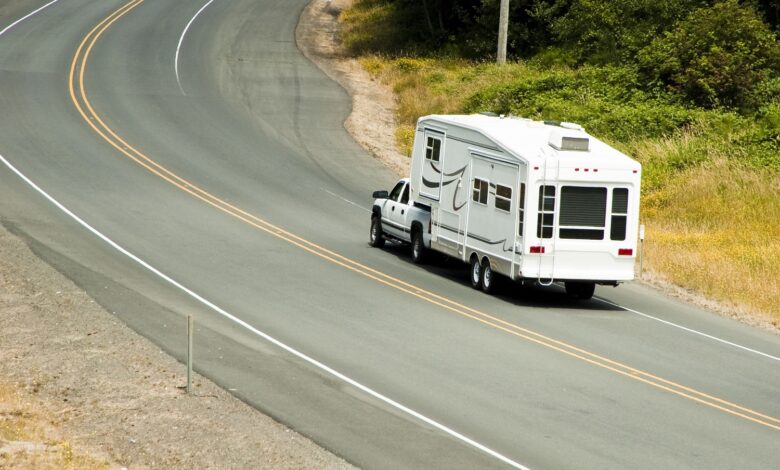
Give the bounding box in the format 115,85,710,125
409,114,641,298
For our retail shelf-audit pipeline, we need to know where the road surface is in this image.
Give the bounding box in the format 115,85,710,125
0,1,778,468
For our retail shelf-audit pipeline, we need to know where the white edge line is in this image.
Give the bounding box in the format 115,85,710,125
175,0,216,96
0,151,529,469
321,188,370,213
0,0,62,38
597,298,780,363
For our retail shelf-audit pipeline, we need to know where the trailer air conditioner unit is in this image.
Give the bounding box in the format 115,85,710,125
548,129,589,151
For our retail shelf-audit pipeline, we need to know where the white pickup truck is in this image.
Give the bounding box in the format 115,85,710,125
369,178,432,264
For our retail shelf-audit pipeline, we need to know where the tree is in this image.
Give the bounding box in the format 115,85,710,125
553,0,708,64
638,0,780,110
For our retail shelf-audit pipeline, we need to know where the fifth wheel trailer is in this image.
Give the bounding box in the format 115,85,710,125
371,114,641,300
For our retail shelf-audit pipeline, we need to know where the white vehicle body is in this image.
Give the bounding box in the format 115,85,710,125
408,114,641,287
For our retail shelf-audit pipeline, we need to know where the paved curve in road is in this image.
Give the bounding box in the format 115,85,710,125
1,1,778,468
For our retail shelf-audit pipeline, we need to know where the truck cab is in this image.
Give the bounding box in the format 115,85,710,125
370,178,431,263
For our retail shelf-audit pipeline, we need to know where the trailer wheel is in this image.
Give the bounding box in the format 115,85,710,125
470,255,482,289
481,259,495,294
411,229,425,264
369,216,385,248
565,281,595,300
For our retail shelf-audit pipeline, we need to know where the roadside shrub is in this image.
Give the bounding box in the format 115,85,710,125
638,0,780,110
553,0,703,64
464,65,695,142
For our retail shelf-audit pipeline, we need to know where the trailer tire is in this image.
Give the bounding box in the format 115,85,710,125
565,281,595,300
411,229,425,264
369,216,385,248
480,259,496,294
470,255,482,289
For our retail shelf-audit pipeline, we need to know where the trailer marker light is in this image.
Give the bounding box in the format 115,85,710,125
575,168,580,172
594,169,599,173
633,170,638,174
618,248,633,256
584,168,590,172
530,246,545,254
534,166,539,170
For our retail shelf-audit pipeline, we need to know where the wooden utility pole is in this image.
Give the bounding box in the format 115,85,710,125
497,0,509,64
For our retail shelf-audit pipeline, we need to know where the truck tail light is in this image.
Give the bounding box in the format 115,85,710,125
618,248,633,256
529,246,545,254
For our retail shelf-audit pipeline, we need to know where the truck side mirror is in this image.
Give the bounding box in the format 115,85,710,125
372,190,389,199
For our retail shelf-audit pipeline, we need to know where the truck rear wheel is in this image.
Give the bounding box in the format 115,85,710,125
369,216,385,248
470,256,482,289
565,281,595,300
411,230,425,264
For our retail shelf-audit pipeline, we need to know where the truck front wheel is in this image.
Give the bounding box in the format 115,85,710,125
369,216,385,248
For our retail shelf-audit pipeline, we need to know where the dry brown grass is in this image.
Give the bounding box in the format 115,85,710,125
0,383,108,469
642,162,780,320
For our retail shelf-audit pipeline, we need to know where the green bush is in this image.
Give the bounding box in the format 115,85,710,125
553,0,703,64
638,0,780,110
464,65,696,142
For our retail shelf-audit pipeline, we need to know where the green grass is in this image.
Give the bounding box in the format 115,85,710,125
343,4,780,323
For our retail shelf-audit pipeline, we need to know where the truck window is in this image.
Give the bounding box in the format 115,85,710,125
425,137,441,162
610,188,628,240
472,178,488,205
495,185,511,212
400,184,410,204
537,185,555,239
559,186,607,240
389,181,405,201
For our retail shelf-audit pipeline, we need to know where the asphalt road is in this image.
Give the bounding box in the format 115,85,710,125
1,1,778,468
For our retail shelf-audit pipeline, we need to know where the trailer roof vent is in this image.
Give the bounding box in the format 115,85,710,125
548,129,590,152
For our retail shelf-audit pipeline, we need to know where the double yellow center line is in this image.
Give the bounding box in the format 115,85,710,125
69,0,780,432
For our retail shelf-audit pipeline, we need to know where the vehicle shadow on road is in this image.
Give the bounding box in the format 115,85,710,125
380,242,625,313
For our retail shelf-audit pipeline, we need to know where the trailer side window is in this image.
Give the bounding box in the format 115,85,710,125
559,186,607,240
472,178,488,205
518,183,526,237
425,137,441,162
495,185,511,212
610,188,628,241
537,185,555,239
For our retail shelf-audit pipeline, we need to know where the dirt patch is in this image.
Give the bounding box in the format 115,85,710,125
296,0,409,177
0,219,356,469
637,272,780,333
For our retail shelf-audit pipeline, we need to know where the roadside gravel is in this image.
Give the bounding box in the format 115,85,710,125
0,221,355,469
0,0,358,468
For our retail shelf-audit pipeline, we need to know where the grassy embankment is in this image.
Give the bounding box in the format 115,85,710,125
341,1,780,323
0,383,107,469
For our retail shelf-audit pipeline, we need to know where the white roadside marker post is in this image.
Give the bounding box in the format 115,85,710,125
639,224,645,279
187,315,193,394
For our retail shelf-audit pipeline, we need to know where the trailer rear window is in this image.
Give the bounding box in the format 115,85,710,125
610,188,628,241
425,137,441,162
472,178,488,205
518,183,526,237
537,185,555,239
559,186,606,240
